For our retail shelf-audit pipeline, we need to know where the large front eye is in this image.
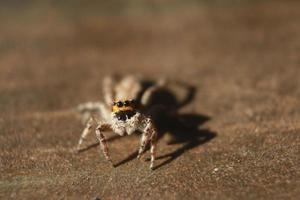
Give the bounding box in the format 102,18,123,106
124,100,130,106
130,99,136,105
116,101,123,107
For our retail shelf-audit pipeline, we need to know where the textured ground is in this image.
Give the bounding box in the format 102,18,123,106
0,0,300,199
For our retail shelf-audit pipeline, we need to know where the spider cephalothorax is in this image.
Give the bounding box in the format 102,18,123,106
76,75,162,169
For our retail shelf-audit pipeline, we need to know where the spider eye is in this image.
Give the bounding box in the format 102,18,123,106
124,100,130,106
116,101,123,107
130,99,136,105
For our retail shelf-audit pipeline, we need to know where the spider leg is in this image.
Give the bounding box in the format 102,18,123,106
97,102,111,122
95,123,113,165
77,101,103,112
77,101,110,123
137,131,151,160
137,119,158,169
103,75,116,106
150,133,157,170
140,78,166,107
76,117,94,151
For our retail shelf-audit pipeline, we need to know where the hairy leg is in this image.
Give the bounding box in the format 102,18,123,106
150,134,157,170
137,131,151,160
95,123,113,164
77,101,103,112
103,75,116,106
98,102,112,121
137,118,158,169
76,117,94,151
77,101,110,123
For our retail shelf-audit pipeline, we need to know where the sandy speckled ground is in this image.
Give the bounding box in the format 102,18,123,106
0,1,300,199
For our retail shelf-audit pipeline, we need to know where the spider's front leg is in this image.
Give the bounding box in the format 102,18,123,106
76,117,94,152
150,134,157,170
137,119,158,170
95,123,114,165
137,131,151,160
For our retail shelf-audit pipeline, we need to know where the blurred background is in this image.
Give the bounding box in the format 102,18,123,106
1,0,300,199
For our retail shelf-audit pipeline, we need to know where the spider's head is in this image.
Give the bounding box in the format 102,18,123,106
112,100,136,113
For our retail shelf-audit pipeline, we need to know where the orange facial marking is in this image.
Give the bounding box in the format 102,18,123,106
112,105,134,113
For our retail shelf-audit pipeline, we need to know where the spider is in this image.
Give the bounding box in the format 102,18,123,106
76,75,165,170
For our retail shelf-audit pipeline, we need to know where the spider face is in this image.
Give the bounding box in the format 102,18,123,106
112,100,137,121
112,100,136,113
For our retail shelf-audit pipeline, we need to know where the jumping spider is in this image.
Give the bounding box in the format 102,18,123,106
76,75,166,169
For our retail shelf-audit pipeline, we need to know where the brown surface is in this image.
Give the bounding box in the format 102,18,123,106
1,1,300,199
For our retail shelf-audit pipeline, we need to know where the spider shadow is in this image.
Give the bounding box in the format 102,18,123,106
77,134,120,153
152,123,216,170
113,114,215,169
114,80,217,169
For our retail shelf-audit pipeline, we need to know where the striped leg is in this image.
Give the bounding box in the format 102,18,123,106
77,117,94,151
150,134,157,170
137,131,151,160
137,119,158,170
95,123,113,164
